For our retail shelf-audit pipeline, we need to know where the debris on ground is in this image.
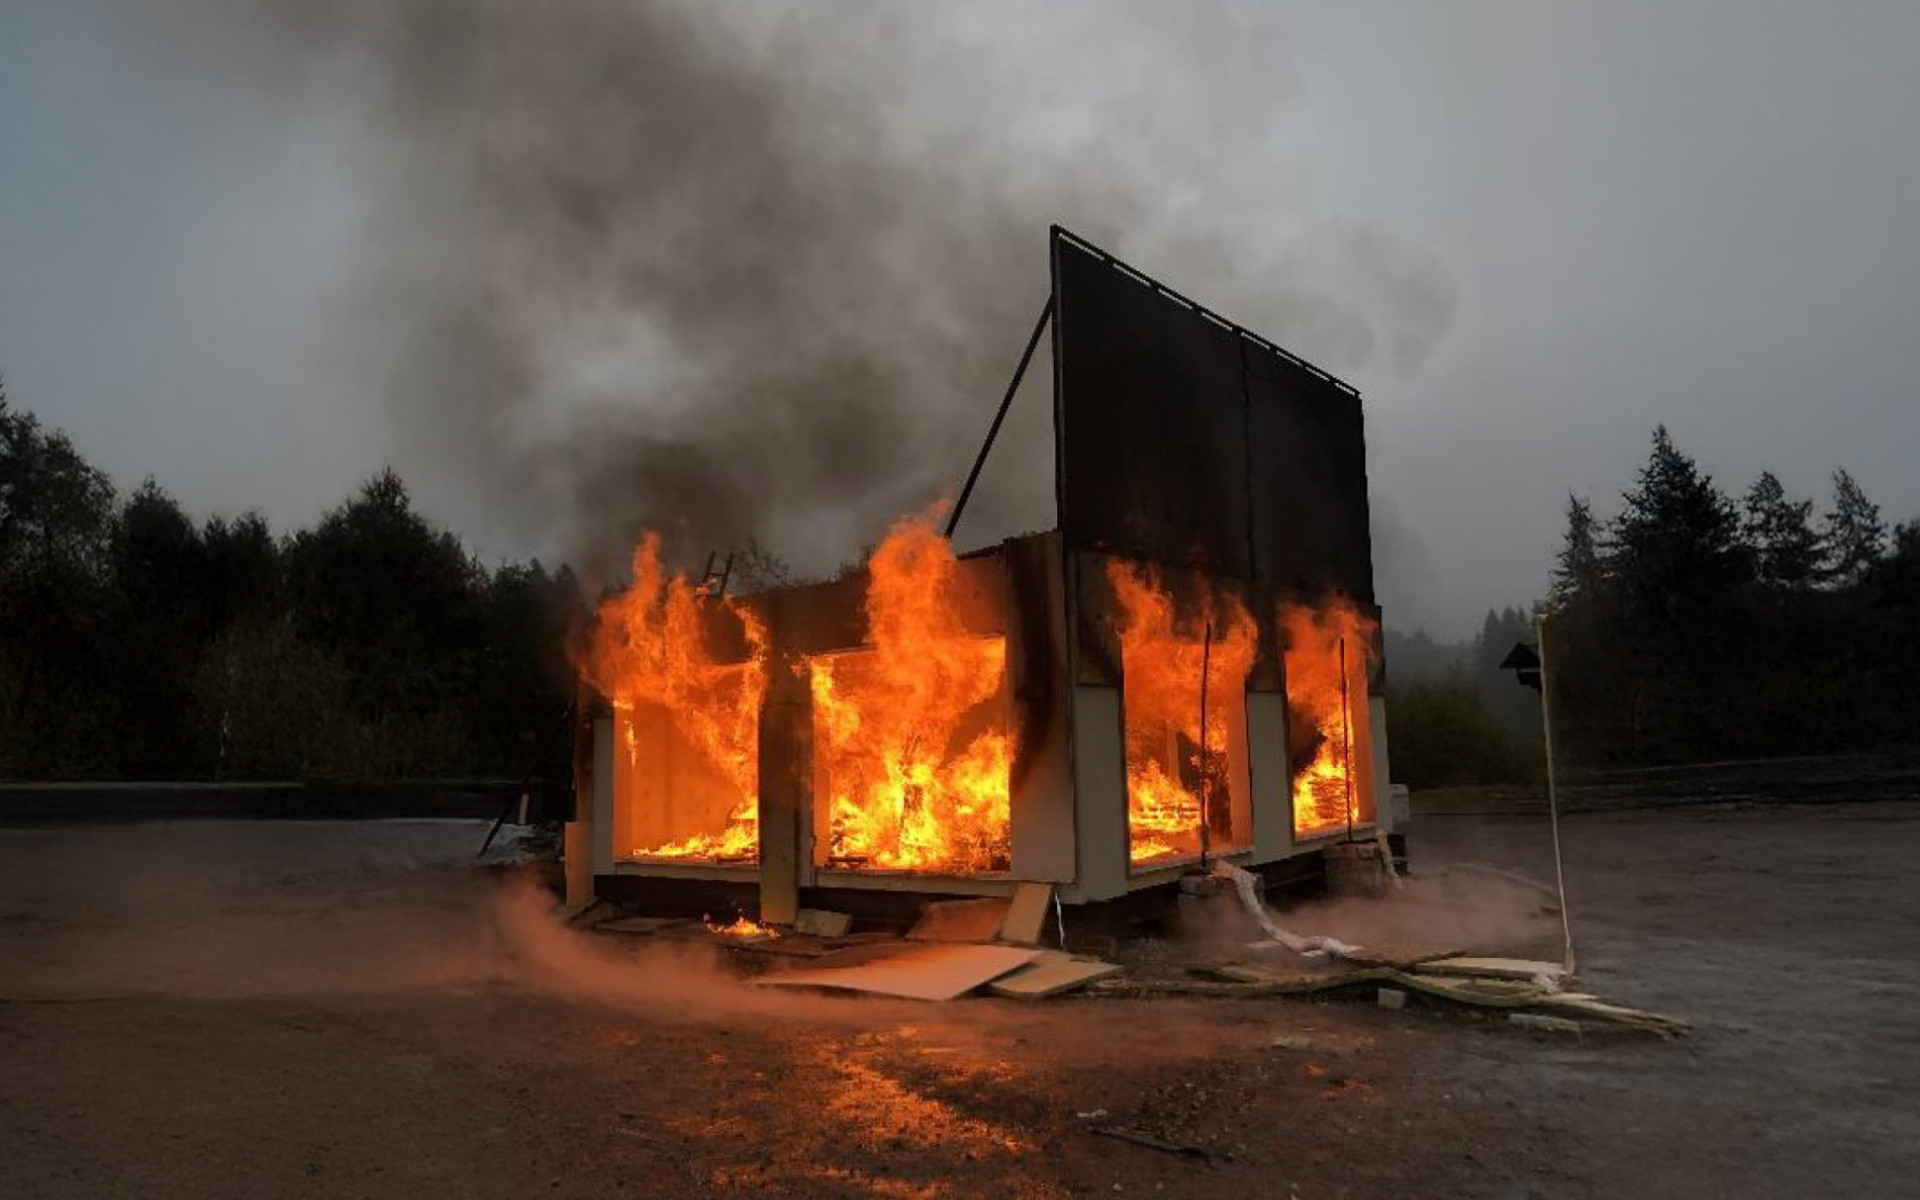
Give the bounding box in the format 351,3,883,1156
1208,962,1688,1037
987,950,1122,999
1418,956,1570,986
751,941,1040,1001
1212,861,1357,959
1336,941,1466,969
1088,1124,1213,1161
593,914,685,935
998,882,1054,944
704,915,781,943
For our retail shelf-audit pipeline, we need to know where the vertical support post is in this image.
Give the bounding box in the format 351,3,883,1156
757,616,809,925
1339,634,1354,842
1197,621,1213,868
1537,613,1576,975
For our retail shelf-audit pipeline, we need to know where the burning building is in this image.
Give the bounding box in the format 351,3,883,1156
573,226,1392,922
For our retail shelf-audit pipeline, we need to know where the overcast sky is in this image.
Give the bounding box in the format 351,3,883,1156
3,1,1917,639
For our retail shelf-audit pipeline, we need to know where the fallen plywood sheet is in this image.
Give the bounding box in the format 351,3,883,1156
999,883,1054,945
1340,942,1466,970
794,908,853,938
907,897,1012,943
987,950,1120,999
1418,956,1570,983
752,942,1039,1001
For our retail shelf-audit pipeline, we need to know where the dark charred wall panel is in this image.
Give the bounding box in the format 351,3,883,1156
1051,227,1374,601
1053,235,1252,577
1243,343,1375,600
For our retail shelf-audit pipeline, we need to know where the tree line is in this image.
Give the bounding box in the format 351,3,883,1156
1387,425,1920,785
9,384,1915,785
1,387,579,780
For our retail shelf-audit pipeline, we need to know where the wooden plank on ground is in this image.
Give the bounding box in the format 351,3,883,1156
1417,957,1569,982
906,897,1011,943
998,882,1054,945
1214,963,1396,993
987,950,1119,999
1340,941,1465,969
1531,994,1691,1034
751,942,1039,1001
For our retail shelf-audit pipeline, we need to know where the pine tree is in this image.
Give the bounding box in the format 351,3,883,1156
1548,494,1606,607
1610,426,1747,626
1742,470,1824,588
1823,468,1885,587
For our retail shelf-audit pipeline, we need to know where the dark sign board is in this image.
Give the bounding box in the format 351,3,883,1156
1049,227,1374,600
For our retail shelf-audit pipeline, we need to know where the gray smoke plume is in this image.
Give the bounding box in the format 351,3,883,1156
144,0,1455,581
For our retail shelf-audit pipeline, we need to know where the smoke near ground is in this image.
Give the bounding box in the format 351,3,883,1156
130,1,1455,582
0,819,892,1024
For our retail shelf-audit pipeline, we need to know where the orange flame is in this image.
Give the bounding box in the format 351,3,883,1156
1281,597,1376,839
579,532,769,861
810,517,1012,874
705,914,780,941
1106,561,1259,866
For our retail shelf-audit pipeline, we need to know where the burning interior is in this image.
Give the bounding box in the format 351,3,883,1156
1107,561,1258,869
573,226,1397,918
809,520,1013,876
581,533,768,865
1283,598,1380,841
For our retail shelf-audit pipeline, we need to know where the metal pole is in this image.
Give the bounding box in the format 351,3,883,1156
1537,613,1576,976
1197,621,1214,868
945,297,1054,541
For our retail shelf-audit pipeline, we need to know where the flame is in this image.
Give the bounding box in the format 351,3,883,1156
579,532,769,861
705,914,779,941
1105,561,1259,866
810,517,1012,873
1281,596,1376,838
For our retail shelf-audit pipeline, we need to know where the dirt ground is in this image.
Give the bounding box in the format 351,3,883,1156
3,791,1917,1199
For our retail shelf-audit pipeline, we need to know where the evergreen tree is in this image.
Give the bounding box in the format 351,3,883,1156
108,480,211,774
0,388,120,774
1548,494,1606,608
1823,468,1885,586
1609,426,1747,625
283,468,486,746
1742,470,1824,588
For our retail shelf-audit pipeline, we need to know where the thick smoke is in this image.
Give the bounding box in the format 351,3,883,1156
152,1,1454,580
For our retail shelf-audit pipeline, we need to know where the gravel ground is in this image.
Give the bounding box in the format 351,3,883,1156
2,790,1915,1199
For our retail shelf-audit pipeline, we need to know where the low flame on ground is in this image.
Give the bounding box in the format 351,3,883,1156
1281,596,1376,839
1106,561,1259,866
704,914,780,941
579,532,769,861
810,516,1012,874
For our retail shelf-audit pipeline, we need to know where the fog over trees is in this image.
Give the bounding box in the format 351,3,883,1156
1389,426,1920,786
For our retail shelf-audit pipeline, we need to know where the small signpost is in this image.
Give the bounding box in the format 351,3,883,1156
1501,617,1575,976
